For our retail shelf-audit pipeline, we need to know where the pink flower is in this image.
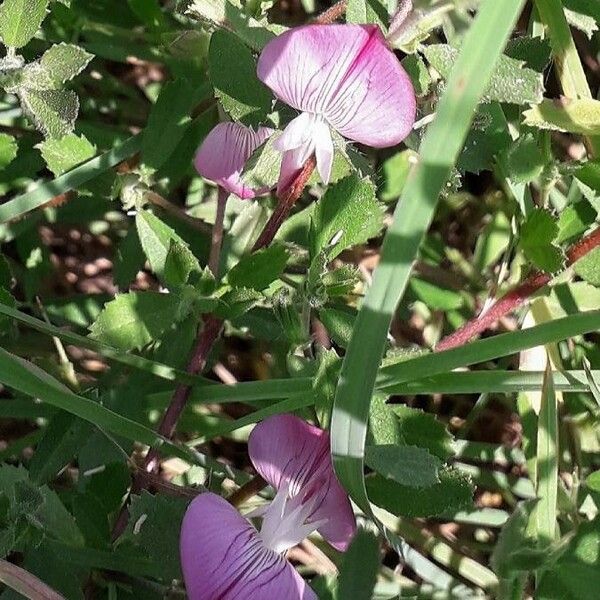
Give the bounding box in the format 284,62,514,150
257,24,416,192
194,122,274,199
180,415,356,600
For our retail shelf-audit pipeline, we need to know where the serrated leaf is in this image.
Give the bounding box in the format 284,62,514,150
565,7,598,38
365,444,441,487
311,175,384,260
18,88,78,138
505,133,545,184
121,491,189,581
23,43,93,90
208,28,272,125
337,529,379,600
37,133,96,176
574,246,600,286
214,286,262,319
227,244,288,291
523,98,600,136
136,210,199,284
0,0,48,48
424,45,544,104
519,208,563,272
367,467,474,518
0,133,17,170
89,291,181,351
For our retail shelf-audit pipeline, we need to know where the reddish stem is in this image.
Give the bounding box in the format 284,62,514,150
313,0,348,24
436,226,600,352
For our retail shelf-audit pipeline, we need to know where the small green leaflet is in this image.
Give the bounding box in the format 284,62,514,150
524,98,600,136
23,43,93,89
37,133,96,177
518,208,563,273
505,134,546,184
89,291,181,351
18,88,79,139
0,133,17,170
208,28,273,126
346,0,388,28
337,529,379,600
0,0,48,48
574,246,600,286
424,45,544,105
227,244,289,291
365,444,441,487
310,175,384,260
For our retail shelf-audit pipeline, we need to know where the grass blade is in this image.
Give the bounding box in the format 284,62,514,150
536,361,558,543
0,134,142,224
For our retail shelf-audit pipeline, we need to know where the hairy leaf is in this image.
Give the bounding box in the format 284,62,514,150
0,0,48,48
37,133,96,176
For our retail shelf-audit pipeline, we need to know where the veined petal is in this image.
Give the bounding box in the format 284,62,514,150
274,112,315,152
277,144,312,195
180,493,316,600
248,414,356,551
257,25,416,148
194,122,274,199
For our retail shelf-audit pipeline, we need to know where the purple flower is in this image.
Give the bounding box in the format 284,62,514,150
194,122,274,199
257,24,416,191
180,415,356,600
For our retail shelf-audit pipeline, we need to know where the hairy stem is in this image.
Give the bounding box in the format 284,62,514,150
313,0,348,24
436,226,600,352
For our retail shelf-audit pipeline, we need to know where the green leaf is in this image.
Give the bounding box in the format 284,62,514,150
0,133,18,170
401,54,432,97
409,277,463,310
317,307,355,349
586,470,600,492
565,6,598,38
365,444,441,487
346,0,388,28
563,0,600,21
227,244,288,291
313,349,341,429
536,363,558,543
518,208,563,272
310,175,383,260
128,0,166,29
424,45,544,105
121,491,189,581
136,210,199,283
141,80,209,172
240,133,282,191
505,133,546,183
505,36,552,71
18,88,78,139
164,240,201,289
380,149,418,202
214,286,262,319
89,291,181,351
208,28,273,125
556,200,596,243
337,529,379,600
574,246,600,286
37,133,96,177
0,0,48,48
23,43,93,89
523,98,600,136
537,517,600,599
367,468,474,518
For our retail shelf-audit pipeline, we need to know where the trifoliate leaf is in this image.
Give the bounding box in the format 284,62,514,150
0,133,17,170
519,208,564,273
37,133,96,176
18,88,78,138
523,98,600,136
424,45,544,105
0,0,48,48
89,291,182,351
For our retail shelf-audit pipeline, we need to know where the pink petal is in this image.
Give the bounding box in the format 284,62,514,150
248,414,356,551
313,120,334,185
180,493,316,600
257,25,416,148
194,122,274,199
277,145,310,195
